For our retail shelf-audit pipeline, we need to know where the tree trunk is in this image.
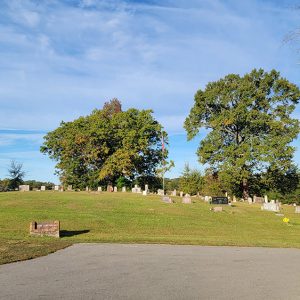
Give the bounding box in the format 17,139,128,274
242,178,249,200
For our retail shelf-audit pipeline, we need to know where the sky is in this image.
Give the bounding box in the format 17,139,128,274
0,0,300,184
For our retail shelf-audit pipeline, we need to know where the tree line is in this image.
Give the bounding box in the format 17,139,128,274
1,68,299,202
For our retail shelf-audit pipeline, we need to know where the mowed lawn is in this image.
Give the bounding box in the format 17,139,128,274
1,191,300,264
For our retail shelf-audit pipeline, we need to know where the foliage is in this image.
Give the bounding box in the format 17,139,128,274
41,99,167,189
165,178,180,192
116,176,131,189
7,160,25,190
201,170,224,196
0,178,10,192
179,164,203,195
23,180,54,190
185,69,300,199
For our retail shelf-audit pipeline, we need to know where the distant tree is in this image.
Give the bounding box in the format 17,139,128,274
0,178,10,192
23,180,54,190
41,99,167,189
185,69,300,199
8,160,25,190
179,164,203,195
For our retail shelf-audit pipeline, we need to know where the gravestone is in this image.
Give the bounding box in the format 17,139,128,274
264,195,268,203
182,194,191,204
41,186,46,191
157,189,164,196
19,185,30,192
132,185,141,193
145,184,149,192
248,197,253,204
180,191,183,197
212,207,223,212
107,185,113,192
171,190,177,196
114,186,118,192
295,206,300,214
142,190,147,196
232,196,237,202
67,185,72,191
162,196,172,203
253,196,264,203
98,187,102,192
204,196,211,202
30,221,60,238
261,202,280,212
122,187,126,192
54,185,59,191
211,196,228,205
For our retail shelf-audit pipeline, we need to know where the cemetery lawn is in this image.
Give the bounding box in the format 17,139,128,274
1,192,300,265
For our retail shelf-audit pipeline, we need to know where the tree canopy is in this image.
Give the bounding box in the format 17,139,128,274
184,69,300,198
41,99,167,189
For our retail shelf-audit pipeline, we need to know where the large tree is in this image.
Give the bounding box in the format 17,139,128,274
184,69,300,199
41,100,167,189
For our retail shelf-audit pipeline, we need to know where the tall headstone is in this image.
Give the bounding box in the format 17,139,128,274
145,184,149,192
86,186,89,192
295,206,300,214
114,186,118,192
180,191,183,197
122,187,126,192
41,186,46,191
107,185,113,192
142,190,147,196
232,196,237,202
98,186,102,192
264,195,268,203
248,197,253,204
54,185,59,191
171,189,176,196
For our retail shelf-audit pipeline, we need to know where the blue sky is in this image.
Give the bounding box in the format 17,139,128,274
0,0,299,184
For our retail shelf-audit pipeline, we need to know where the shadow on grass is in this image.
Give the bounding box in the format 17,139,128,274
60,230,90,237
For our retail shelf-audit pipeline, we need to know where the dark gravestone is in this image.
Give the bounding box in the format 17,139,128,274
211,197,228,205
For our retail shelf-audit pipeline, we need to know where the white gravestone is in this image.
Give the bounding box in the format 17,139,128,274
157,189,164,196
248,197,253,204
54,185,59,191
171,190,176,196
122,187,126,192
142,191,147,196
19,185,30,192
40,186,46,191
98,187,102,192
264,195,268,203
295,206,300,214
114,186,118,192
261,202,280,212
162,196,172,203
145,184,149,192
182,194,191,204
180,191,183,197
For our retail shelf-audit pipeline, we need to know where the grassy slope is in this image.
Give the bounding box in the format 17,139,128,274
0,191,300,264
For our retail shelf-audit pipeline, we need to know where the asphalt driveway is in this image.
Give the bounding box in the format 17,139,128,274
1,243,300,299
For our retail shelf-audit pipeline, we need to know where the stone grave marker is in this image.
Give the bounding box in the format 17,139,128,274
19,185,30,192
211,196,228,205
162,196,172,203
261,202,280,212
212,207,223,212
171,189,177,196
264,195,268,203
114,186,118,192
142,190,147,196
41,186,46,191
180,191,183,197
122,187,126,192
67,185,72,191
248,197,253,204
107,185,113,192
182,194,191,204
253,196,264,203
232,196,237,202
145,184,149,192
98,186,102,192
157,189,164,196
54,185,59,191
295,206,300,214
30,221,60,238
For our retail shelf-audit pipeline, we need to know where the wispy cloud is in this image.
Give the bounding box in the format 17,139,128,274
0,0,299,179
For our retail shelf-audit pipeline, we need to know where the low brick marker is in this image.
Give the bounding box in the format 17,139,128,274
30,221,60,238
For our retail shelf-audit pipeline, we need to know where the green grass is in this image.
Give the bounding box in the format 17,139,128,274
1,191,300,264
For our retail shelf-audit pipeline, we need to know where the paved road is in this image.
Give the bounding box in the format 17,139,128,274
1,244,300,300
